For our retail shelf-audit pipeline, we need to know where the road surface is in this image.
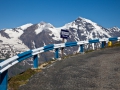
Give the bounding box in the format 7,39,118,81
19,47,120,90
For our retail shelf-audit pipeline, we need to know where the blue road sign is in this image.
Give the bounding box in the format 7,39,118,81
60,29,69,39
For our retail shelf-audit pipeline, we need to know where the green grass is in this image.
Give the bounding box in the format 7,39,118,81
85,50,95,53
8,68,41,90
107,41,120,47
101,41,120,49
8,59,56,90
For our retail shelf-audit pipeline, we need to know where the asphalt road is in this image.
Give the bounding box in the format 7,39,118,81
19,47,120,90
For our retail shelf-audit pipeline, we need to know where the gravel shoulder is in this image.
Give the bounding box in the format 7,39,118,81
19,47,120,90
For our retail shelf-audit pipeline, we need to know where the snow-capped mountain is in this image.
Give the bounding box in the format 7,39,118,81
0,23,33,57
61,17,111,41
0,17,120,77
1,16,120,60
107,27,120,37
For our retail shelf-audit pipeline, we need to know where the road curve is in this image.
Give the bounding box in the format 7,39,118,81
19,47,120,90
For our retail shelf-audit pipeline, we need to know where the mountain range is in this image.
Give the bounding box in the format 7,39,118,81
0,17,120,77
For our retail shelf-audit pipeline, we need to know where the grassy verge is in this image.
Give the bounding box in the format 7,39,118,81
107,41,120,47
8,59,56,90
100,41,120,50
8,68,41,90
85,50,94,53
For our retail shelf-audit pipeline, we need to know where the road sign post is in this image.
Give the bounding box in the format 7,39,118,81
61,38,65,57
60,29,69,58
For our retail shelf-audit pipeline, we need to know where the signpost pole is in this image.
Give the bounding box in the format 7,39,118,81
61,38,65,58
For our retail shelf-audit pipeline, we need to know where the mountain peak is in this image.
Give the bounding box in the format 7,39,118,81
18,23,33,30
74,17,95,25
37,21,54,28
76,17,82,20
75,17,83,22
39,21,47,25
108,26,120,30
112,27,120,30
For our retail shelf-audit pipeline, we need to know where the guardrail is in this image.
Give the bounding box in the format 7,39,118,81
0,37,120,90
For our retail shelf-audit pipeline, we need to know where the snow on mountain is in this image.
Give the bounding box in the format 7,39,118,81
108,27,120,32
107,27,120,37
0,34,28,51
49,28,61,41
18,23,33,30
35,21,54,34
2,23,33,39
0,23,33,53
80,17,111,37
34,21,61,41
5,28,23,38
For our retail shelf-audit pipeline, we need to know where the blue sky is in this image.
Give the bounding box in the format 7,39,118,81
0,0,120,30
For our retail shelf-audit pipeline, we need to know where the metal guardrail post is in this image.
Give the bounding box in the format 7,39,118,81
80,44,84,53
0,70,8,90
33,55,38,68
55,48,59,59
101,41,105,48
